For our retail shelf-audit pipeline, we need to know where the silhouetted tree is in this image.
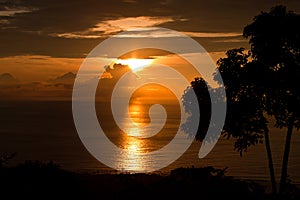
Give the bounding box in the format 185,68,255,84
215,48,277,195
244,5,300,195
183,5,300,195
182,77,211,141
183,48,266,148
182,48,273,190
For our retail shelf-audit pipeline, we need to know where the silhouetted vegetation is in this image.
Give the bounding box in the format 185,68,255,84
181,77,211,141
243,6,300,195
2,160,290,200
183,5,300,198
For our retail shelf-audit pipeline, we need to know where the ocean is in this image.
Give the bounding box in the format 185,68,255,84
0,100,299,186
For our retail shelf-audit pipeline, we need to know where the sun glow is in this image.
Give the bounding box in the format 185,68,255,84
115,58,153,72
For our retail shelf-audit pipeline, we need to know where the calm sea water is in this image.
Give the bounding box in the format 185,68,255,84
0,100,299,186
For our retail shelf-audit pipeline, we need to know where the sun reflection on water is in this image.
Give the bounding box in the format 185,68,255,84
114,85,179,172
116,100,151,172
118,130,147,172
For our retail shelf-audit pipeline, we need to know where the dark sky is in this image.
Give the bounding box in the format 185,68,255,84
1,0,300,58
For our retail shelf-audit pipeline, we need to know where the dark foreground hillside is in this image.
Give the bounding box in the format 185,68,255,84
0,161,299,200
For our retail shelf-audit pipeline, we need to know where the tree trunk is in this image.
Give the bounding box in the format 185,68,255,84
279,115,294,194
264,129,277,194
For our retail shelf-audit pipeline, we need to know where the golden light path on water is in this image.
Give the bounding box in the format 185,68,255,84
114,86,182,172
117,102,148,172
120,128,146,171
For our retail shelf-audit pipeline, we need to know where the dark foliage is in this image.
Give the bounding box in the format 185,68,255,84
0,161,280,200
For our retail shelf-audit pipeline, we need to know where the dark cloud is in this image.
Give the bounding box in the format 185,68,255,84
0,0,299,58
0,73,18,84
0,29,100,58
48,72,76,83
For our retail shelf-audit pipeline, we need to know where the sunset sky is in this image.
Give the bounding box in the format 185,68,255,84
1,0,300,99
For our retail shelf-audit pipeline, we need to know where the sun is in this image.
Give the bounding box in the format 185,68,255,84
115,58,153,72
